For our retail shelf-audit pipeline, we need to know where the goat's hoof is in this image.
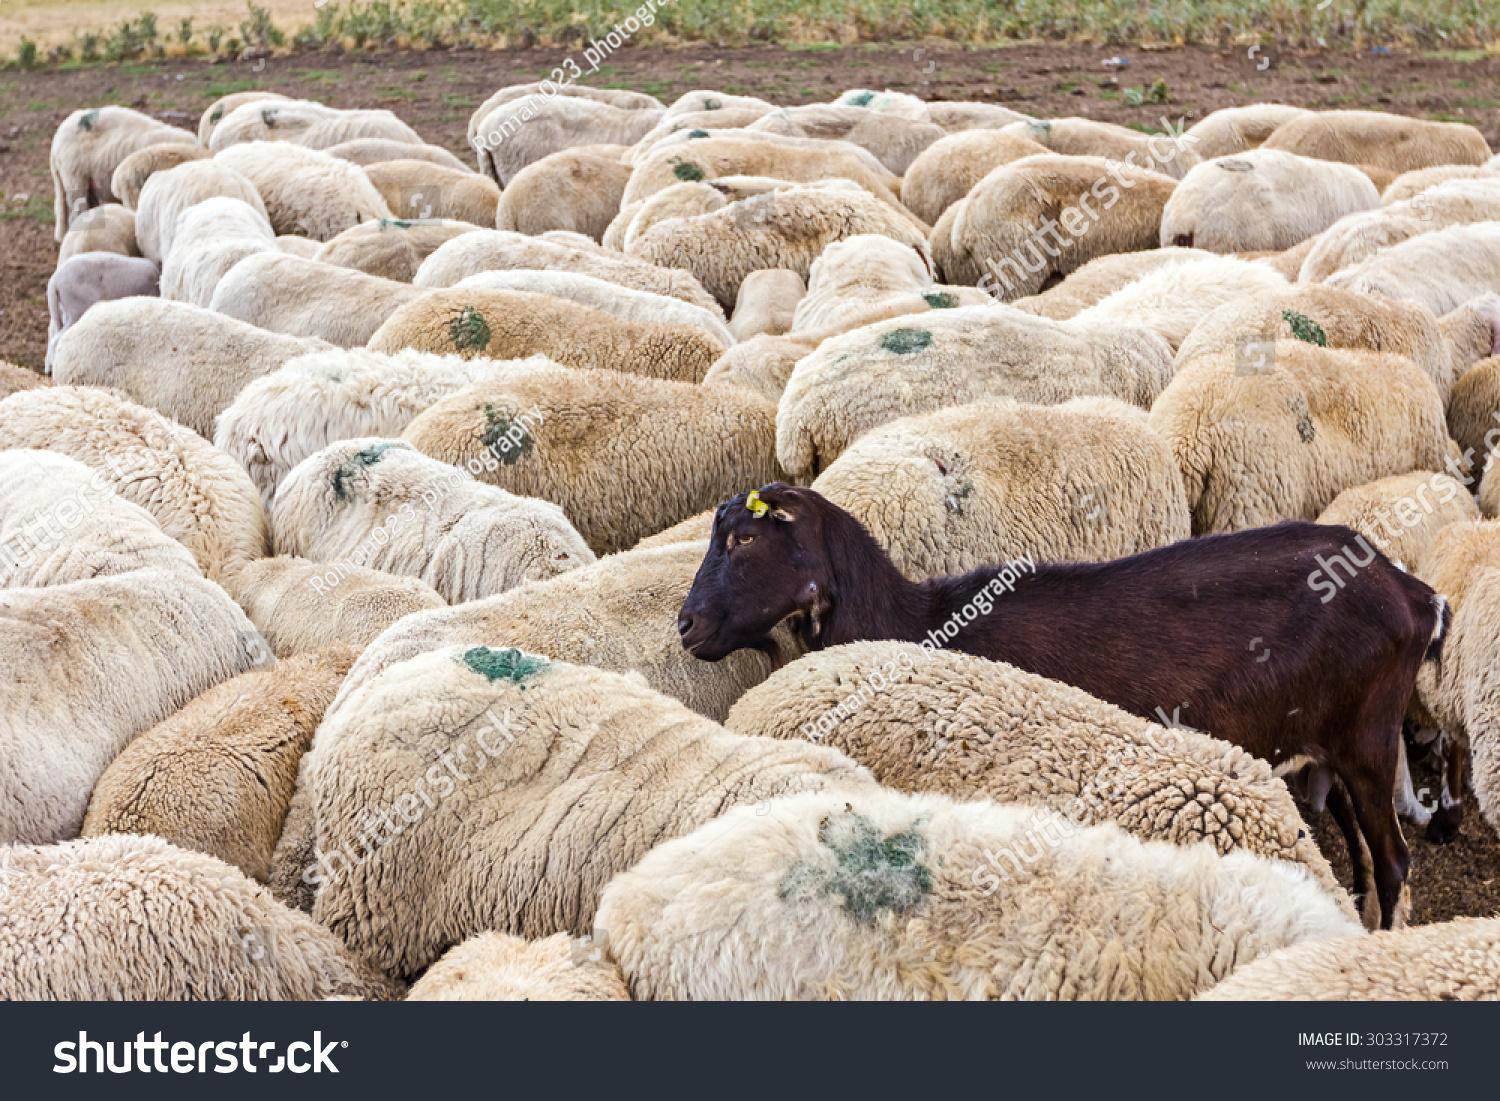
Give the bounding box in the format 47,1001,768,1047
1425,805,1462,844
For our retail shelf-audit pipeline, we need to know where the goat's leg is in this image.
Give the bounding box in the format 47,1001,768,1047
1427,730,1465,843
1325,781,1378,930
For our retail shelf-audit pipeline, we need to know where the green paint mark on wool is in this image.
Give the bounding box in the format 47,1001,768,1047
922,291,959,309
261,107,279,128
380,218,416,230
78,109,100,131
779,810,933,926
209,106,224,124
687,129,710,139
332,441,400,500
846,90,875,107
879,328,932,355
1288,395,1316,444
671,159,705,182
703,98,722,110
459,646,549,686
449,305,491,351
482,404,533,464
1283,309,1327,347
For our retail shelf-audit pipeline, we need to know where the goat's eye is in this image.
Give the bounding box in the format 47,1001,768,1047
726,533,753,552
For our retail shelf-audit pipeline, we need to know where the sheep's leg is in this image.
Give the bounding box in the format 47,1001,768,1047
1426,730,1465,843
1325,781,1378,930
51,162,69,243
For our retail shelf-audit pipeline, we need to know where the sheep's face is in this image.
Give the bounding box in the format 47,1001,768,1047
678,483,827,668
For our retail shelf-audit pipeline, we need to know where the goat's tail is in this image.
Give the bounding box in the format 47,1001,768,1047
1425,592,1449,664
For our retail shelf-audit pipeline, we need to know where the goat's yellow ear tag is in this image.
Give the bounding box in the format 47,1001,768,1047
746,490,769,518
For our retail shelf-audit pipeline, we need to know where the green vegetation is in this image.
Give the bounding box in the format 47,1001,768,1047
7,0,1500,67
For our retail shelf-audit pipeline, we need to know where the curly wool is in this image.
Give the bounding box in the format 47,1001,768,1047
1261,109,1492,174
212,141,392,240
57,202,139,263
304,647,870,979
494,147,632,242
1324,222,1500,320
0,386,269,586
0,834,397,1000
400,361,779,555
232,555,445,659
746,105,947,174
1200,916,1500,1000
81,646,357,881
594,787,1360,1000
368,286,725,383
702,333,813,404
1316,472,1479,570
1382,164,1497,205
314,218,482,282
363,159,501,226
160,196,277,308
134,159,268,261
49,105,194,241
730,268,804,341
1009,247,1211,320
109,141,208,210
790,234,930,334
778,308,1173,479
888,129,1050,225
273,438,593,603
1183,104,1311,160
406,932,630,1001
725,640,1350,910
810,397,1191,579
1149,340,1459,534
0,362,50,400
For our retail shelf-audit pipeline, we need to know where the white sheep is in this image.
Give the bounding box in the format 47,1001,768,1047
134,158,268,261
1183,104,1311,160
56,202,139,262
731,269,805,341
472,94,663,185
493,146,633,242
747,105,947,175
407,932,630,1001
314,217,481,282
109,141,209,210
899,128,1051,225
45,252,160,372
1323,221,1500,319
790,234,932,333
49,105,194,241
214,141,393,240
159,195,277,307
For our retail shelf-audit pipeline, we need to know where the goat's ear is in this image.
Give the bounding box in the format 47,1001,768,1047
770,507,795,522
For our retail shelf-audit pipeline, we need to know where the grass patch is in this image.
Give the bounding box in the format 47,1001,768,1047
0,193,56,225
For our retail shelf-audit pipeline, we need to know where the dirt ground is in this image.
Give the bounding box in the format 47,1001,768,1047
2,42,1498,925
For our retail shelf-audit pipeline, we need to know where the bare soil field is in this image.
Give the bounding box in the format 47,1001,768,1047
2,41,1498,926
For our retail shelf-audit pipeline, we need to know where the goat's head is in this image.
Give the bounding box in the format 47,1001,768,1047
678,483,835,666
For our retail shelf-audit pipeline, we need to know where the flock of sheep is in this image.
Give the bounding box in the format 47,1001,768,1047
4,79,1500,1000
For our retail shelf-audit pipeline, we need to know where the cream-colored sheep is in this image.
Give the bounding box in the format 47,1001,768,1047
1483,462,1500,519
1000,116,1203,179
1175,282,1460,405
199,90,289,145
730,268,804,340
790,234,930,333
661,90,777,119
1200,916,1499,1000
56,202,139,262
412,229,723,316
943,155,1178,295
303,647,869,979
1068,254,1290,352
401,362,779,555
134,158,268,261
1159,149,1380,253
332,538,800,724
362,159,502,226
210,251,425,348
81,646,356,881
273,438,593,602
468,83,662,154
778,307,1174,479
1323,221,1500,319
472,95,663,185
45,251,160,372
1450,356,1500,470
231,555,445,658
0,562,260,844
607,179,725,252
628,184,930,311
899,128,1050,225
595,787,1359,1001
702,333,814,404
924,102,1033,132
1299,179,1500,283
1011,246,1214,320
831,89,931,120
0,450,197,587
213,347,538,506
50,296,330,439
0,834,397,1000
50,105,193,240
407,932,630,1000
314,217,480,282
292,110,424,151
1183,104,1311,160
0,385,269,586
1440,294,1500,383
277,235,322,258
205,98,336,151
627,109,773,158
1261,110,1492,173
747,105,947,175
726,640,1348,906
326,137,470,171
809,397,1189,577
160,195,277,307
1149,340,1457,534
494,146,631,241
1382,164,1497,204
0,362,49,400
367,286,725,382
108,141,208,210
214,141,392,240
1316,471,1479,570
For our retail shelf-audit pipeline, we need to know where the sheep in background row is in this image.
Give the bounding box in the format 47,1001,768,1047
109,141,209,210
1010,246,1214,320
831,88,932,120
161,196,277,308
273,438,594,603
367,286,725,383
777,307,1174,479
0,386,269,587
1261,109,1492,174
363,159,503,227
206,98,336,150
51,297,331,440
703,333,813,404
198,90,289,146
1316,472,1480,571
210,251,425,348
595,787,1360,1000
214,141,393,240
1325,221,1500,320
746,105,948,174
230,555,445,659
472,95,663,185
134,159,268,261
811,397,1190,579
494,146,632,242
314,217,480,282
1149,340,1458,534
306,647,870,979
326,137,471,172
662,89,777,118
0,835,397,1000
82,646,357,881
467,82,661,156
726,640,1349,910
899,128,1050,225
999,116,1203,178
1182,103,1311,160
924,102,1032,132
294,109,425,152
407,932,630,1001
46,252,160,371
1159,149,1380,253
629,109,774,157
1381,164,1498,204
56,203,138,263
49,105,193,241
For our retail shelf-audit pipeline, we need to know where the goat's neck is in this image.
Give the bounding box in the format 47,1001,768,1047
815,523,938,648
